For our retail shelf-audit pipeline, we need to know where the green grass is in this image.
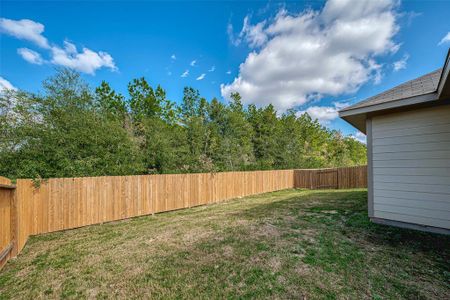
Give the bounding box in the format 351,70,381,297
1,189,449,299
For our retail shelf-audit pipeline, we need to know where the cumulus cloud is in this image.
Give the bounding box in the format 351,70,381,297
0,77,16,93
221,0,400,111
0,18,49,48
393,54,409,71
196,73,206,80
181,70,189,77
17,47,45,65
50,41,117,74
190,60,197,66
438,32,450,45
297,101,349,124
1,18,117,74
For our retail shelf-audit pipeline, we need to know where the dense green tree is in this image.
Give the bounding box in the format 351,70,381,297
128,78,188,173
181,87,210,171
0,69,366,179
95,81,127,123
221,93,254,169
207,98,227,170
128,77,162,123
0,70,144,178
247,104,279,169
275,109,305,169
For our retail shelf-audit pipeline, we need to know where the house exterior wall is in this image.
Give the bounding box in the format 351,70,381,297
370,104,450,230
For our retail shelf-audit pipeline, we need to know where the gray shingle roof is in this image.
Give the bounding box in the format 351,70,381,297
341,68,442,112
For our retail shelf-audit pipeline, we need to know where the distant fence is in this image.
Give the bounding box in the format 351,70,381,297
0,166,366,269
294,166,367,189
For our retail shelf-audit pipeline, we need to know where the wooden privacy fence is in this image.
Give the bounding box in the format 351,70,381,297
0,166,366,269
294,166,367,189
0,177,16,269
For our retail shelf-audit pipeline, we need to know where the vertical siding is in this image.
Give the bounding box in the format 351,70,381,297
372,105,450,229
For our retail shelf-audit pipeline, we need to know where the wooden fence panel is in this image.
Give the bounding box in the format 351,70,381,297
12,170,296,253
2,167,366,265
293,166,367,190
337,166,368,189
294,169,314,189
0,177,15,269
317,169,338,189
0,189,12,268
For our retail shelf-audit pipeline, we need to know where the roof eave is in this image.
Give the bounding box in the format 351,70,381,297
338,92,439,134
339,113,367,134
339,92,438,117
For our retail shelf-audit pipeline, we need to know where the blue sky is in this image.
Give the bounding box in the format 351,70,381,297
1,0,450,141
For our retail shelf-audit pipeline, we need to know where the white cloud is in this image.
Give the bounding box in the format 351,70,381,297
240,16,268,47
228,16,269,48
1,18,117,74
50,41,117,75
226,70,231,74
208,66,215,72
0,76,16,93
438,32,450,45
351,131,366,144
0,18,49,48
17,48,45,65
393,54,409,71
227,23,241,46
171,54,176,60
190,60,197,66
196,73,206,80
296,101,349,124
221,0,400,111
181,70,189,77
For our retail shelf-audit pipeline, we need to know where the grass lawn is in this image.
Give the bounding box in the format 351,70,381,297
0,189,449,299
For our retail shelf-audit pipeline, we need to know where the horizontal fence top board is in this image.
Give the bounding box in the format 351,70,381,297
0,177,11,186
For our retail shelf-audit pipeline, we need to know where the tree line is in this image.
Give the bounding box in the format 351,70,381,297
0,69,366,179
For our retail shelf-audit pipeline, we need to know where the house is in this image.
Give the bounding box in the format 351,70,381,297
339,50,450,235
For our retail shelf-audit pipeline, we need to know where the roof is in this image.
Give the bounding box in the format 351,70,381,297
340,69,442,112
339,49,450,133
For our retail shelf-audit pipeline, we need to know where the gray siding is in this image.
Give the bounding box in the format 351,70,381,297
372,105,450,229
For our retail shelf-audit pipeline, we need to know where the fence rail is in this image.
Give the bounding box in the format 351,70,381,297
0,166,366,269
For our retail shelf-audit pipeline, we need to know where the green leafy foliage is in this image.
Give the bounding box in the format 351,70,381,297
0,69,366,179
